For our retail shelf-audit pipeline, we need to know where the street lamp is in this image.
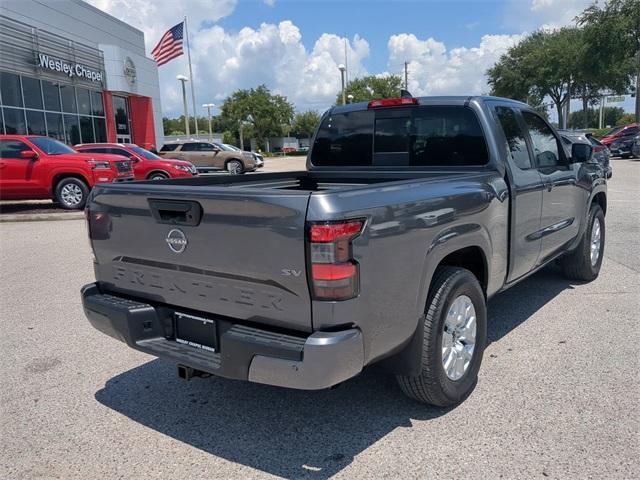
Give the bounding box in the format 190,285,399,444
202,103,215,140
238,114,254,151
347,94,354,104
338,64,346,105
176,75,190,137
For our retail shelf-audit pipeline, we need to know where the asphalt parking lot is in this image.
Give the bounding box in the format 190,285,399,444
1,159,638,479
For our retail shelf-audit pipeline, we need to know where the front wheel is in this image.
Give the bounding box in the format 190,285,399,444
54,177,89,210
560,204,605,281
226,160,244,175
396,266,487,406
148,172,169,180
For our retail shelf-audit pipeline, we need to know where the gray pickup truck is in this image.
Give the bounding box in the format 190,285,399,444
81,96,607,406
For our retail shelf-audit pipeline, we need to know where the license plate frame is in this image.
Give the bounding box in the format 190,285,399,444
174,312,218,352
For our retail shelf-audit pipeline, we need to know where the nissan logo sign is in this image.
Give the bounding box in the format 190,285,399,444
166,229,187,253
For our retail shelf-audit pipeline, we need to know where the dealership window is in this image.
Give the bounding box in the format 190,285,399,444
0,72,106,145
2,107,26,134
0,72,23,108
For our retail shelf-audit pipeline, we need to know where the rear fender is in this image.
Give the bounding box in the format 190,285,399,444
381,225,491,376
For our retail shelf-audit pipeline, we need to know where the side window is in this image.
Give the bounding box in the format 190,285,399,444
180,143,199,152
0,140,30,159
83,148,109,154
625,127,638,136
109,148,134,158
522,111,561,168
410,106,488,166
494,106,532,170
160,144,178,152
197,143,216,151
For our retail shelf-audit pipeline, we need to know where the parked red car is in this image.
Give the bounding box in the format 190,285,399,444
75,143,197,180
0,135,133,209
600,123,639,146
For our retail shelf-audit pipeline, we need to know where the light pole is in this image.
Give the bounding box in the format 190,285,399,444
177,75,190,137
202,103,215,140
338,63,346,105
239,114,254,151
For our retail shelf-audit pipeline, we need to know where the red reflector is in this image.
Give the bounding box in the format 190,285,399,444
310,221,363,242
368,97,418,109
312,263,356,281
593,146,603,152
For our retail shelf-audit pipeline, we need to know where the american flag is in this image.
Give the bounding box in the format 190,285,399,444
151,22,184,66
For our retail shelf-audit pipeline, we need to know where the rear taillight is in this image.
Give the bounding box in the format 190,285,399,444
308,219,364,301
593,146,604,153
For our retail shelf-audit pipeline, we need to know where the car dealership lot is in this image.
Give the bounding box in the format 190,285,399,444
1,160,638,479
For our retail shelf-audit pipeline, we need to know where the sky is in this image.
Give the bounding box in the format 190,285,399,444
87,0,635,120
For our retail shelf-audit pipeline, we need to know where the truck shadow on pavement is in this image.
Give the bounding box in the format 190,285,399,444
95,265,576,479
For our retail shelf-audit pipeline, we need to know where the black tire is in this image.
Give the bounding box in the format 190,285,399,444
226,159,244,175
54,177,89,210
148,172,169,180
396,266,487,406
560,204,605,281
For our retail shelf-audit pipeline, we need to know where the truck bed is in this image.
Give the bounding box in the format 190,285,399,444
155,170,465,192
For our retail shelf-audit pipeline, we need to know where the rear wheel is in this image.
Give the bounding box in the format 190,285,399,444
396,266,487,406
54,177,89,210
226,159,244,175
560,203,605,281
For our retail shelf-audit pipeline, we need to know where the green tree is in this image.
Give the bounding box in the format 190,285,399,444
568,106,626,128
291,110,321,139
579,0,640,122
336,75,404,105
616,113,637,126
222,131,236,145
219,85,295,148
487,28,585,127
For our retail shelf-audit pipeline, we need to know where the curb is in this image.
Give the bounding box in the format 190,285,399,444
0,212,84,223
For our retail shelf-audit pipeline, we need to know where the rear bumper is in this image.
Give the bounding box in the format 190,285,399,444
81,283,364,390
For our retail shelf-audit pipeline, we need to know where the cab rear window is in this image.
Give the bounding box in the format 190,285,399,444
311,106,488,167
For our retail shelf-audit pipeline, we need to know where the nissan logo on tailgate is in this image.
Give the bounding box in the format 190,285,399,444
166,229,187,253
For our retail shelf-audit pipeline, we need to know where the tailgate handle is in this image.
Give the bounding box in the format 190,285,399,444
148,199,202,226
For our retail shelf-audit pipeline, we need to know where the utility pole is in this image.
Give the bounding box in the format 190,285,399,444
404,61,408,90
202,103,215,140
338,64,346,105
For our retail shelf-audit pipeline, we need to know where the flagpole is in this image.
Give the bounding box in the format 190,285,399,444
184,16,199,138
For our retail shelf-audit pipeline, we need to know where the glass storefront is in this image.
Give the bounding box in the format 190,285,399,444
0,71,107,144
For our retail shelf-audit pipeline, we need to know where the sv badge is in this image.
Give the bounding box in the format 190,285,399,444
281,269,302,277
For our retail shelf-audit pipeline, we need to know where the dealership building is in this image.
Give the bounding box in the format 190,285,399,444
0,0,162,149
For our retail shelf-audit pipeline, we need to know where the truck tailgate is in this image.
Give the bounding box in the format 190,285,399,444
89,185,313,332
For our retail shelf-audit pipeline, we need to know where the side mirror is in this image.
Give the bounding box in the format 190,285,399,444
571,143,592,163
20,150,39,160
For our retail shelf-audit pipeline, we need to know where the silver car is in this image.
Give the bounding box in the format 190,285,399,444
558,130,612,178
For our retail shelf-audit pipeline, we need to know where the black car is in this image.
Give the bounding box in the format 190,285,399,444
631,134,640,158
609,133,638,158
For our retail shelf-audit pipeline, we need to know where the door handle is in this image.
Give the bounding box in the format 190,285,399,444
543,180,553,192
0,162,6,169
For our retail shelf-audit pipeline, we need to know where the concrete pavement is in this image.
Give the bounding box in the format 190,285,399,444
1,159,638,479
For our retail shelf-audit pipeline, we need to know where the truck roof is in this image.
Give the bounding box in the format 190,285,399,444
329,95,529,114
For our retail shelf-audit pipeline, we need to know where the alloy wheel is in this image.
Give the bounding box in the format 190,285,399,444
442,294,477,381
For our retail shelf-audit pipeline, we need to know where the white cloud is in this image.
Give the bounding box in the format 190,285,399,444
505,0,592,30
86,0,238,49
87,1,368,116
387,33,524,97
191,22,369,112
